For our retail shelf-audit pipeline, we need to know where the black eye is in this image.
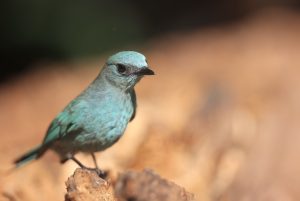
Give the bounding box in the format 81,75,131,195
116,64,127,74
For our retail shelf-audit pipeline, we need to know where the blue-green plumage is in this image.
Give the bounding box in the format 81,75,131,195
14,51,154,169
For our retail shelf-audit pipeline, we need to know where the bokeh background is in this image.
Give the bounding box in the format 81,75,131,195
1,1,300,200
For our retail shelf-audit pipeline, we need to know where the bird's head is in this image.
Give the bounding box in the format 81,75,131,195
101,51,154,91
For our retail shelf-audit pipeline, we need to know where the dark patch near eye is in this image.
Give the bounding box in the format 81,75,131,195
116,64,127,74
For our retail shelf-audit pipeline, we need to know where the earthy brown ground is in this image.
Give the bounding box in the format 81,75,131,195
1,7,300,201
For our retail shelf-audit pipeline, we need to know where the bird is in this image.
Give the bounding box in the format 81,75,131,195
13,51,154,177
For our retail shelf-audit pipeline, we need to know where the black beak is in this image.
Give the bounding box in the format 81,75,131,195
134,67,155,76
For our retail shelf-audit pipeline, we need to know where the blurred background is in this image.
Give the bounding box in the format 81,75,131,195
1,0,300,200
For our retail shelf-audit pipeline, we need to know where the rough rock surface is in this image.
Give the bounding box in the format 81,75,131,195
65,168,195,201
65,168,115,201
115,169,195,201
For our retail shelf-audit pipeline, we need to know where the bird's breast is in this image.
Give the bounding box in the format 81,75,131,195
90,93,133,146
70,90,135,153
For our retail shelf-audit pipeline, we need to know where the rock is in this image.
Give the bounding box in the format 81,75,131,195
65,168,195,201
65,168,115,201
115,169,195,201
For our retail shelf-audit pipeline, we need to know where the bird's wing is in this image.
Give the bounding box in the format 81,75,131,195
41,99,87,146
129,89,137,121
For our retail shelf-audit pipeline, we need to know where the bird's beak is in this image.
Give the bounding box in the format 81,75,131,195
134,67,155,76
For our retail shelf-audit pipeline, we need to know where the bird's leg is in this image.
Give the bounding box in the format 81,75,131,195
91,153,99,169
70,156,88,169
68,155,107,179
91,153,108,179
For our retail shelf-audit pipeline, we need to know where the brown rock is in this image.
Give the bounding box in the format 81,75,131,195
65,168,195,201
115,169,195,201
65,168,115,201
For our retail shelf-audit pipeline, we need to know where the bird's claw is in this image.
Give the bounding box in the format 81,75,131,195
84,167,108,179
93,168,108,179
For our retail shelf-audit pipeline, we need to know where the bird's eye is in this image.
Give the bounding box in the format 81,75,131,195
116,64,127,74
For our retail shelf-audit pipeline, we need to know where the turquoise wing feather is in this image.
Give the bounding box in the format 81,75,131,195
41,99,86,147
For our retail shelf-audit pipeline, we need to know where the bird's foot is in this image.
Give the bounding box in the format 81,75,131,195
84,167,108,179
69,156,108,179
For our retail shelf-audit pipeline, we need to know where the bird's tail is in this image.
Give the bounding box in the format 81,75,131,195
14,145,42,168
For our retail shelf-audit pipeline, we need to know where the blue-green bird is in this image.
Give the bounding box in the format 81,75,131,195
14,51,154,176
